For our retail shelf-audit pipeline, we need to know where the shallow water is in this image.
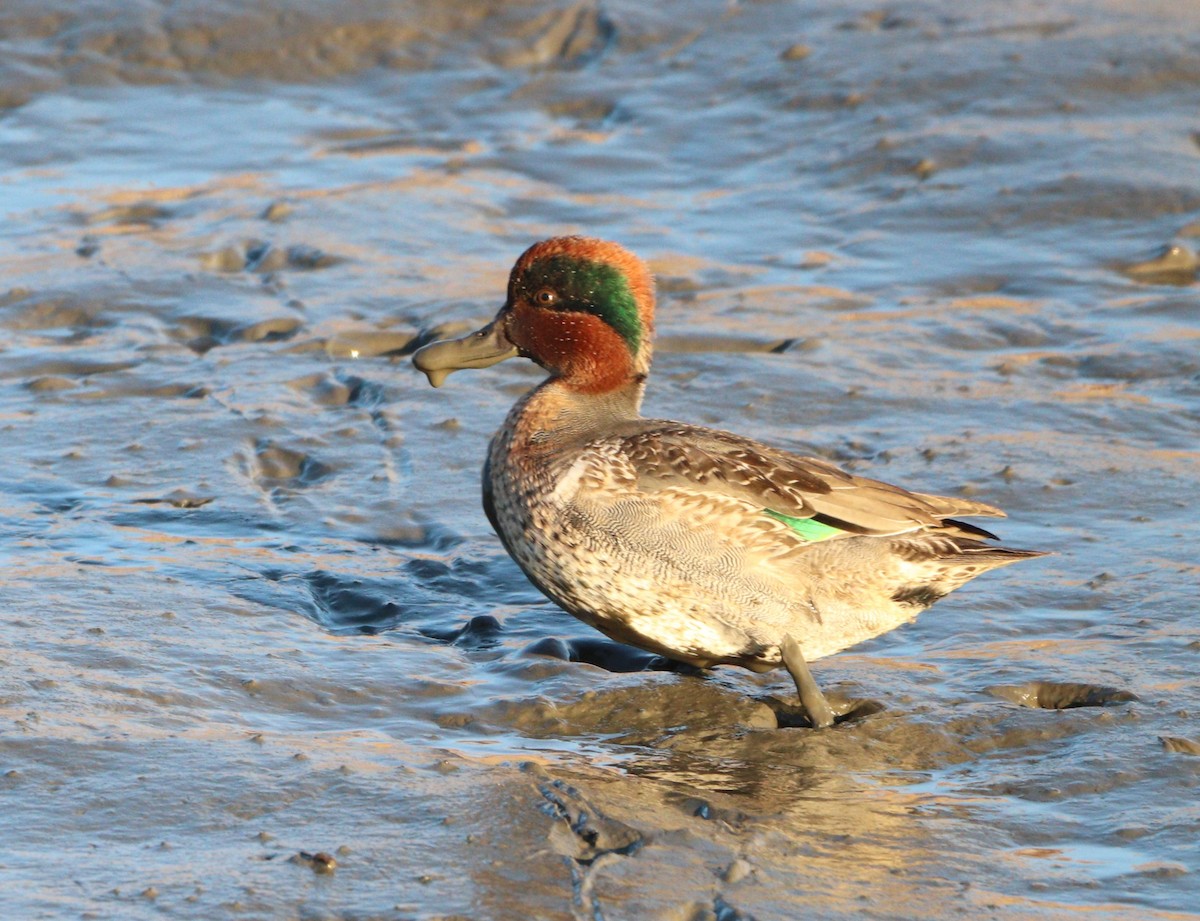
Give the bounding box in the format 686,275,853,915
1,1,1198,918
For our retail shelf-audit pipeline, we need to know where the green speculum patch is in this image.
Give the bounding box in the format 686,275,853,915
525,255,642,353
763,508,845,542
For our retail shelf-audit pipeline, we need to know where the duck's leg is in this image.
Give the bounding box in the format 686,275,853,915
781,635,834,729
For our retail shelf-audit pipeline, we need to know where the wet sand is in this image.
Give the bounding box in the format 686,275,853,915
1,1,1199,918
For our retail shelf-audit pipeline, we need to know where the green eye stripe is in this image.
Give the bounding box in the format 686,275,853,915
525,255,642,353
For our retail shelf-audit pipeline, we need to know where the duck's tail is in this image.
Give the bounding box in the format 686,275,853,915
946,540,1050,567
886,535,1049,611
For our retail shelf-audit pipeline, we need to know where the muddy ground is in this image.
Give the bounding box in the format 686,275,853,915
1,1,1198,918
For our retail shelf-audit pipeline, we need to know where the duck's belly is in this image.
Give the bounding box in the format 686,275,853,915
504,513,765,666
491,486,904,667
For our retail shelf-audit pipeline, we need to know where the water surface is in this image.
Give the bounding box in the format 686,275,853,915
1,1,1198,918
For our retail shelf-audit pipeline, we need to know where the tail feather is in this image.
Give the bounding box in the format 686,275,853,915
951,545,1049,575
939,517,1001,541
944,540,1049,568
889,542,1047,610
894,533,1047,563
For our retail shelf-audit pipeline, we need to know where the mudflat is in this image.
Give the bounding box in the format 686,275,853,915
1,2,1197,918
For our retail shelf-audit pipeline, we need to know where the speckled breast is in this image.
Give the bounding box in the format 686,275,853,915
483,420,783,667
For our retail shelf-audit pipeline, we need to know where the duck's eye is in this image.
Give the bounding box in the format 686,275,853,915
534,288,559,307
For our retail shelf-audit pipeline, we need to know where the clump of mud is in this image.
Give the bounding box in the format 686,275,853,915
986,681,1138,710
1159,736,1200,755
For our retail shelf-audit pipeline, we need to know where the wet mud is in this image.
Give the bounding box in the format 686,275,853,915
987,681,1139,710
2,0,1199,919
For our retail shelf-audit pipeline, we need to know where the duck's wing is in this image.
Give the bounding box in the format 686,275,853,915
615,423,1005,542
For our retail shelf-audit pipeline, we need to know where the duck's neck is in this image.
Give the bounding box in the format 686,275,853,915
505,375,646,450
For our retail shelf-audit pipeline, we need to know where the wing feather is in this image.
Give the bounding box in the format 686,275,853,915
615,423,1003,540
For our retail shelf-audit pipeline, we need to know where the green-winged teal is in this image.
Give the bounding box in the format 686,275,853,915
413,236,1044,728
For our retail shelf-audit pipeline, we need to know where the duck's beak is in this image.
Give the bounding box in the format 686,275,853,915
412,311,519,388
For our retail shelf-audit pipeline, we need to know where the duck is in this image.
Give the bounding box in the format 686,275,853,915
412,236,1044,728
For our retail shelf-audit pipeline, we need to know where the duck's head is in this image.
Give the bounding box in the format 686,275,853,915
413,236,655,395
